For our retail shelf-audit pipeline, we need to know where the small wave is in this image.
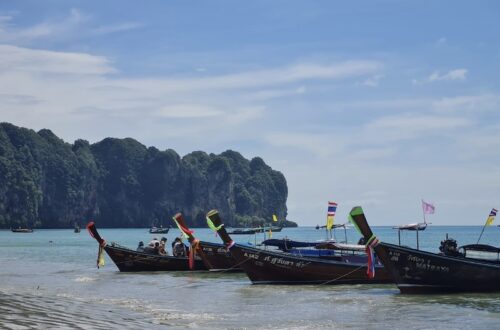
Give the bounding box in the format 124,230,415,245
74,276,97,283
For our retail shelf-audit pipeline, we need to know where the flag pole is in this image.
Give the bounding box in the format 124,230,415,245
421,199,426,224
476,224,487,244
476,208,496,244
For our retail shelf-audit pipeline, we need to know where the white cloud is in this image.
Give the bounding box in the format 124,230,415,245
432,94,500,113
91,22,143,35
360,74,384,87
0,8,88,43
428,68,467,82
155,104,223,119
0,15,13,26
413,68,467,85
0,45,115,75
157,60,380,92
263,132,345,158
0,8,141,44
0,44,381,154
224,106,265,125
368,114,469,131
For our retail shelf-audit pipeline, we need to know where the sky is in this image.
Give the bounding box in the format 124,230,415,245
1,1,500,226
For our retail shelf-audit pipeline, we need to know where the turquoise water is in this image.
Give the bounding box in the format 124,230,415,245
0,225,499,329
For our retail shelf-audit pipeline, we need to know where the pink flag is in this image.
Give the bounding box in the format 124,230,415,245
422,200,435,214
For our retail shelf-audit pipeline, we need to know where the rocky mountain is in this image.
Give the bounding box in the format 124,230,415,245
0,122,293,228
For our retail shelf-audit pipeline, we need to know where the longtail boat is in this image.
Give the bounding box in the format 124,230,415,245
205,209,392,285
227,227,260,235
149,226,169,234
11,227,33,233
348,206,500,293
228,225,283,235
171,213,241,272
86,222,206,272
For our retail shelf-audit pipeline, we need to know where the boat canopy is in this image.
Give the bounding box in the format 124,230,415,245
314,242,366,252
459,244,500,262
392,222,427,230
262,239,321,251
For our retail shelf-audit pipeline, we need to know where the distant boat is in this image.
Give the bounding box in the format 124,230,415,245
393,222,427,231
227,227,260,235
149,226,169,234
74,223,81,233
11,227,33,233
349,206,500,294
391,200,434,232
227,225,283,235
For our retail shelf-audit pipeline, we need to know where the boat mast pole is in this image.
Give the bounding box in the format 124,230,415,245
416,228,419,250
476,224,487,244
422,199,427,224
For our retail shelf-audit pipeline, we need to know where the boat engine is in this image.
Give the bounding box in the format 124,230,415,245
439,237,463,257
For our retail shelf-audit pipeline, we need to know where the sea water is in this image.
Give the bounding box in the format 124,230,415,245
0,225,499,329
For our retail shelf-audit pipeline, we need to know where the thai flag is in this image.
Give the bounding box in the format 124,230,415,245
327,202,337,230
327,202,337,216
366,246,376,279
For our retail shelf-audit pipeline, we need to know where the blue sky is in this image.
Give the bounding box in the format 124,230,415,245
1,1,500,226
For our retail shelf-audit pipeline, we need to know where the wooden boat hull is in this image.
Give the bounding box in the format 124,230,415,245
227,244,391,285
198,241,242,272
103,244,207,272
376,242,500,293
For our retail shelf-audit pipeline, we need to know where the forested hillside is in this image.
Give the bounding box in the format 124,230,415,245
0,123,293,228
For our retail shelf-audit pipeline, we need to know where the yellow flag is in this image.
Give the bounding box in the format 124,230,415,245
326,215,334,230
485,208,497,226
97,246,105,268
272,214,278,222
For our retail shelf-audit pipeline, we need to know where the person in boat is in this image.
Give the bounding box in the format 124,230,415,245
137,241,145,252
159,237,169,256
142,237,159,254
148,237,159,247
153,241,160,254
172,237,187,257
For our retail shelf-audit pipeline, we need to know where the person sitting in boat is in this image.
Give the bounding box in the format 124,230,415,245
148,237,159,247
172,237,187,257
142,238,160,254
159,237,169,256
153,241,161,254
136,241,145,252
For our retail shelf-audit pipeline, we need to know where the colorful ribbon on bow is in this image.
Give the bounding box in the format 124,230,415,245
364,234,380,279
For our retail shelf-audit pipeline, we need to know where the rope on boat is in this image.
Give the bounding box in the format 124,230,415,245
210,256,252,273
318,265,365,285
